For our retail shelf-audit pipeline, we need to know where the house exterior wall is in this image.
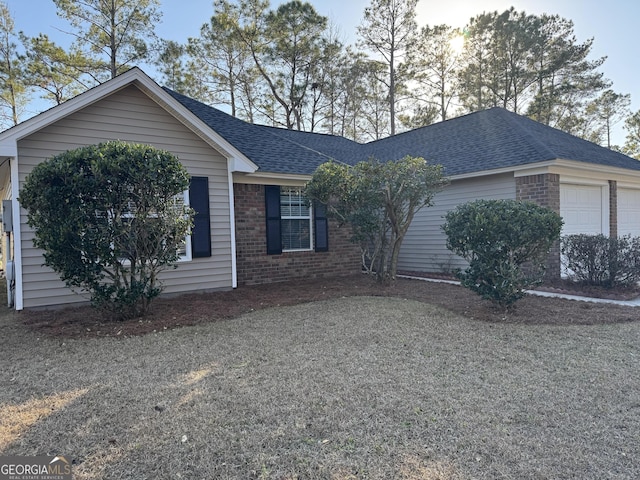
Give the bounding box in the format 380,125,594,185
398,173,516,273
516,173,561,278
515,173,560,212
17,85,234,308
234,183,360,285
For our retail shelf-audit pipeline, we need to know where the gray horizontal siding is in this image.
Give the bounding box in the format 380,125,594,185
398,173,516,274
18,85,233,308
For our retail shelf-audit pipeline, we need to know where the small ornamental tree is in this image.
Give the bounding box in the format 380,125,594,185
305,156,448,283
19,141,193,319
443,199,563,309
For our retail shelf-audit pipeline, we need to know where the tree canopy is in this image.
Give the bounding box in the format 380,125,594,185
305,156,448,284
1,0,636,150
53,0,162,80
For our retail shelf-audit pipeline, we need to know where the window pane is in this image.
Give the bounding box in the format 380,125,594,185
282,219,310,250
280,187,312,250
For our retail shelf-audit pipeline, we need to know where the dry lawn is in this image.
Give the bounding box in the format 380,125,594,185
1,280,640,479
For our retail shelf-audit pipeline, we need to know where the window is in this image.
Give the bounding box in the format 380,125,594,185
174,190,192,261
265,185,328,255
280,187,312,251
127,176,212,261
115,189,192,263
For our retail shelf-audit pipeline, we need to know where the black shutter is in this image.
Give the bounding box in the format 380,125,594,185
189,176,211,258
265,185,282,255
314,202,329,252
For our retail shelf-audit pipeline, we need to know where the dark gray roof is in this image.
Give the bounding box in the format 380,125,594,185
358,107,640,176
164,88,341,174
166,88,640,177
256,125,363,166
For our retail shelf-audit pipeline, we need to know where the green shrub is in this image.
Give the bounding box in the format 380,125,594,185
561,234,640,287
442,199,563,308
19,141,193,319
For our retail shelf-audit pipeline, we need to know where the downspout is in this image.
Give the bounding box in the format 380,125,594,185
10,154,23,310
227,158,238,289
3,200,13,307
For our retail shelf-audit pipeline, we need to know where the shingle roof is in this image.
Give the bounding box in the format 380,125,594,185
166,88,640,177
256,125,363,166
164,88,343,174
358,108,640,176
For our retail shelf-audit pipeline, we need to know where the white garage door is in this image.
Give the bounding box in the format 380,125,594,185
560,184,604,235
618,188,640,237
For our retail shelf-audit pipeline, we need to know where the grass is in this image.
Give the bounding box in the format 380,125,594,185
1,295,639,479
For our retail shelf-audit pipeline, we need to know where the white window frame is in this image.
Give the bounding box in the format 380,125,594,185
117,189,192,264
177,189,192,262
280,186,313,252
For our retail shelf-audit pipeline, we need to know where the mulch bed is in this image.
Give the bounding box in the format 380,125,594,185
18,274,640,339
400,270,640,300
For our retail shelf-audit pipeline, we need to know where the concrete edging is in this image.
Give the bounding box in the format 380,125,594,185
398,275,640,307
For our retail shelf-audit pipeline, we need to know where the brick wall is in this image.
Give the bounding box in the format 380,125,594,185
515,173,560,212
234,183,361,285
515,173,561,279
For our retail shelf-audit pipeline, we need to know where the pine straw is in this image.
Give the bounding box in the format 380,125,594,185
1,294,639,479
17,275,640,339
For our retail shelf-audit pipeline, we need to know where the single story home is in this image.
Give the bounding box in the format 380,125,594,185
1,68,639,310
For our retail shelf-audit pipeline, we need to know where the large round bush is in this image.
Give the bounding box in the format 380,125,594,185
19,141,193,319
442,199,563,308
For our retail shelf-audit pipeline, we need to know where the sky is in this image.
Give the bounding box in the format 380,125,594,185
5,0,639,145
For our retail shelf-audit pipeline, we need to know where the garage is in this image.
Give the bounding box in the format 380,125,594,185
560,184,607,236
618,188,640,237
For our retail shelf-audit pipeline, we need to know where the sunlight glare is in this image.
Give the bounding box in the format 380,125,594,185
450,34,465,55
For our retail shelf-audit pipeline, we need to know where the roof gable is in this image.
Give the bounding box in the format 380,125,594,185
0,68,257,173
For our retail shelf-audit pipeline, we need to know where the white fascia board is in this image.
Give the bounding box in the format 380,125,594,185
0,143,17,157
513,159,640,182
447,160,563,180
228,156,257,173
447,165,525,181
449,159,640,183
233,171,312,186
135,77,258,173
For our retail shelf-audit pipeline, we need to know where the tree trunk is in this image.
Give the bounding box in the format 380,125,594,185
109,0,117,78
389,48,395,135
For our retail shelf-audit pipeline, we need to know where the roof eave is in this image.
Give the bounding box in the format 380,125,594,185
449,158,640,182
233,171,312,185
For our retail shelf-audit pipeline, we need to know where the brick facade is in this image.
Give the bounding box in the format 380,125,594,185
234,183,361,285
515,173,561,279
515,173,560,212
